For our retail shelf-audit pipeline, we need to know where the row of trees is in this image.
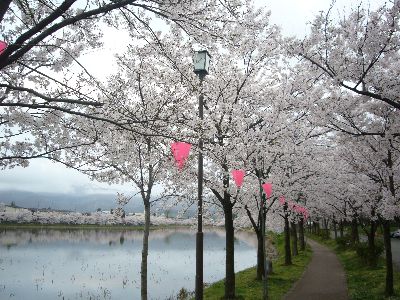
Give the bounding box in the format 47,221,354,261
0,204,197,226
0,0,399,299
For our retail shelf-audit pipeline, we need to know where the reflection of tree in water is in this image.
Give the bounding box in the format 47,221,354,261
0,227,257,299
0,227,257,248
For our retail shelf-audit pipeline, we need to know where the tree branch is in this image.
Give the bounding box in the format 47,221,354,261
0,84,103,106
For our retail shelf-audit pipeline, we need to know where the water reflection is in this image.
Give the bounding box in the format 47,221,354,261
0,227,257,299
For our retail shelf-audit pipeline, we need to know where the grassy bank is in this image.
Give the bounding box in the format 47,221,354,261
202,233,312,300
309,233,400,300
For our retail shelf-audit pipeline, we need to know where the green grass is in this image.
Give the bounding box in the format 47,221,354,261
202,233,312,300
309,233,400,300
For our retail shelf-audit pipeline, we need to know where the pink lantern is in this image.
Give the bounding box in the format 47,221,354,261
261,183,272,198
303,208,309,219
171,142,191,171
288,201,295,210
297,206,304,214
279,195,286,205
0,41,7,55
231,169,245,188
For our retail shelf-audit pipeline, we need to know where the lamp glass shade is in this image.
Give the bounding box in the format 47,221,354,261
194,50,211,74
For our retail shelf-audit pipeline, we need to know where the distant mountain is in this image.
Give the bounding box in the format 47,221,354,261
0,190,144,213
0,190,198,217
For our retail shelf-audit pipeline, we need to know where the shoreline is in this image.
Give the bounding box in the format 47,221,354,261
0,222,195,231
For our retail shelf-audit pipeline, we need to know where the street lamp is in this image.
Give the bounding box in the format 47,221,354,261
194,50,211,77
193,49,211,300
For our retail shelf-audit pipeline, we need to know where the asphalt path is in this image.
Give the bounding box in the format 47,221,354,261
391,238,400,270
284,239,348,300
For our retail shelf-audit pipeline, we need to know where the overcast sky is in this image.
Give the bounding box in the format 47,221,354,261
0,0,383,195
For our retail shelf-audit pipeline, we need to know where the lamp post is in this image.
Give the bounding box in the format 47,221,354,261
261,181,272,300
261,194,268,300
193,49,211,300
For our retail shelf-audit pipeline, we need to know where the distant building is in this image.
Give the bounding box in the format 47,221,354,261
3,205,30,214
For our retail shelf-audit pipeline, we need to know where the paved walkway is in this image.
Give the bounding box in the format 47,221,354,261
284,239,348,300
390,238,400,271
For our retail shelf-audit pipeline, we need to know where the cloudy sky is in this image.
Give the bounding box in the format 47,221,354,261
0,0,383,196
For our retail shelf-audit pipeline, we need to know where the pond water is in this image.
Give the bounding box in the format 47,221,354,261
0,227,257,299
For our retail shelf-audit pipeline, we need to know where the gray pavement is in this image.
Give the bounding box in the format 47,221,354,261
284,239,349,300
392,238,400,271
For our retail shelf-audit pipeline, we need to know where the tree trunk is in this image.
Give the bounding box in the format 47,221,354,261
313,221,318,234
141,202,150,300
323,218,329,239
224,205,235,299
256,232,265,280
267,260,273,275
383,148,395,296
299,218,305,251
383,220,394,296
0,0,11,24
351,218,359,246
366,220,377,267
284,214,292,265
333,219,338,240
244,204,265,280
312,222,315,234
291,222,298,256
339,220,344,238
312,221,319,235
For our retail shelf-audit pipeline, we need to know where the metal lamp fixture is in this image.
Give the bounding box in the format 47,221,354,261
193,50,211,76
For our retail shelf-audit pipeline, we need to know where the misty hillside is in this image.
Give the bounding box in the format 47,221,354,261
0,190,197,217
0,190,144,212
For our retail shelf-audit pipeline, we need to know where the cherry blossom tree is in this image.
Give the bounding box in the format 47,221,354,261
137,8,286,296
293,1,400,110
233,65,322,276
62,59,180,300
0,0,258,169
